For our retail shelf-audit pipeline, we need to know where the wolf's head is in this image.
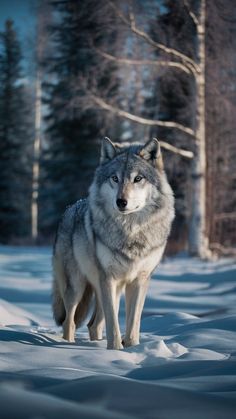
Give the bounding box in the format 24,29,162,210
90,137,172,216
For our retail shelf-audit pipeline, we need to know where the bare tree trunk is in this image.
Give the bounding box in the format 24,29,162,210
31,70,42,240
189,0,210,257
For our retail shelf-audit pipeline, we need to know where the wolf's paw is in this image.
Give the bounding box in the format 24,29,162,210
122,338,139,348
107,340,123,350
88,326,103,341
62,333,75,343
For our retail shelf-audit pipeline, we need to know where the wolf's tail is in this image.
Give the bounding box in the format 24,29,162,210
74,283,93,329
52,276,66,326
52,258,93,327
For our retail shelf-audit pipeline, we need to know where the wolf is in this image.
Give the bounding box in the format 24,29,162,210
52,137,174,349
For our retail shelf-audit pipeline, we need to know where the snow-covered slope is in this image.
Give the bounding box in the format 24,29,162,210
0,246,236,418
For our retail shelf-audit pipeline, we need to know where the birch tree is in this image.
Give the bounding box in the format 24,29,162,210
188,0,208,257
31,0,51,240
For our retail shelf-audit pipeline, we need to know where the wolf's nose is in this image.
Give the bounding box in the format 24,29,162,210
116,198,127,209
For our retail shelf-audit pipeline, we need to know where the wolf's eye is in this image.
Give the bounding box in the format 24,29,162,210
134,175,143,183
111,175,118,183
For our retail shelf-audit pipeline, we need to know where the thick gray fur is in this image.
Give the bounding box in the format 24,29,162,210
52,138,175,349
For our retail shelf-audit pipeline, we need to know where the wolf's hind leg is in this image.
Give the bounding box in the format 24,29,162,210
87,294,104,340
63,282,86,342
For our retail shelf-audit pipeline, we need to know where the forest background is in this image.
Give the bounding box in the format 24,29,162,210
0,0,235,258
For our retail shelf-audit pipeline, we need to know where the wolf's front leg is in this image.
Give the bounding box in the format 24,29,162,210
99,278,123,350
123,276,149,347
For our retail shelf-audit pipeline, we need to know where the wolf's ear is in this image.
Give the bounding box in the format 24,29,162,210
100,137,117,163
139,138,163,170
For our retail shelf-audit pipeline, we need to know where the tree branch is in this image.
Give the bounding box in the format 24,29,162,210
91,95,195,137
159,140,194,158
94,46,192,75
183,0,199,26
108,1,200,76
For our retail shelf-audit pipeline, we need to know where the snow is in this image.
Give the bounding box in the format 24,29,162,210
0,245,236,419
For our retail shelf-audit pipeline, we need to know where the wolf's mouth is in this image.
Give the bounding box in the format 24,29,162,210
117,205,140,214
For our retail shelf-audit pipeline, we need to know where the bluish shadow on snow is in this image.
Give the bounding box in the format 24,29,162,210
0,328,104,349
37,374,236,419
152,268,236,284
126,359,236,381
0,370,65,390
0,329,58,346
0,288,50,304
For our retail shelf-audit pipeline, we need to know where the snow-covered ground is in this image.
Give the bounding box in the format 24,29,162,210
0,245,236,419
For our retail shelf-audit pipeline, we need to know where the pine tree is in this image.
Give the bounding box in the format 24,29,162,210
0,20,32,243
40,0,118,237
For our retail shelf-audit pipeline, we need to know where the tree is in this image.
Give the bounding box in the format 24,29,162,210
31,0,52,241
147,0,236,256
146,1,196,251
0,20,32,243
40,0,119,237
205,0,236,256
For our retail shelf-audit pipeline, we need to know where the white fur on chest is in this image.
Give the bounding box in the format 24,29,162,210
96,240,164,283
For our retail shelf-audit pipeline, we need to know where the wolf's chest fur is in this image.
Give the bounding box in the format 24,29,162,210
89,213,165,282
95,236,165,283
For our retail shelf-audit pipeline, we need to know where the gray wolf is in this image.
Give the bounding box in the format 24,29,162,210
52,137,174,349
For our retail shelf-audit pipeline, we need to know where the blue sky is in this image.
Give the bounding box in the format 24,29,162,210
0,0,35,39
0,0,36,75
